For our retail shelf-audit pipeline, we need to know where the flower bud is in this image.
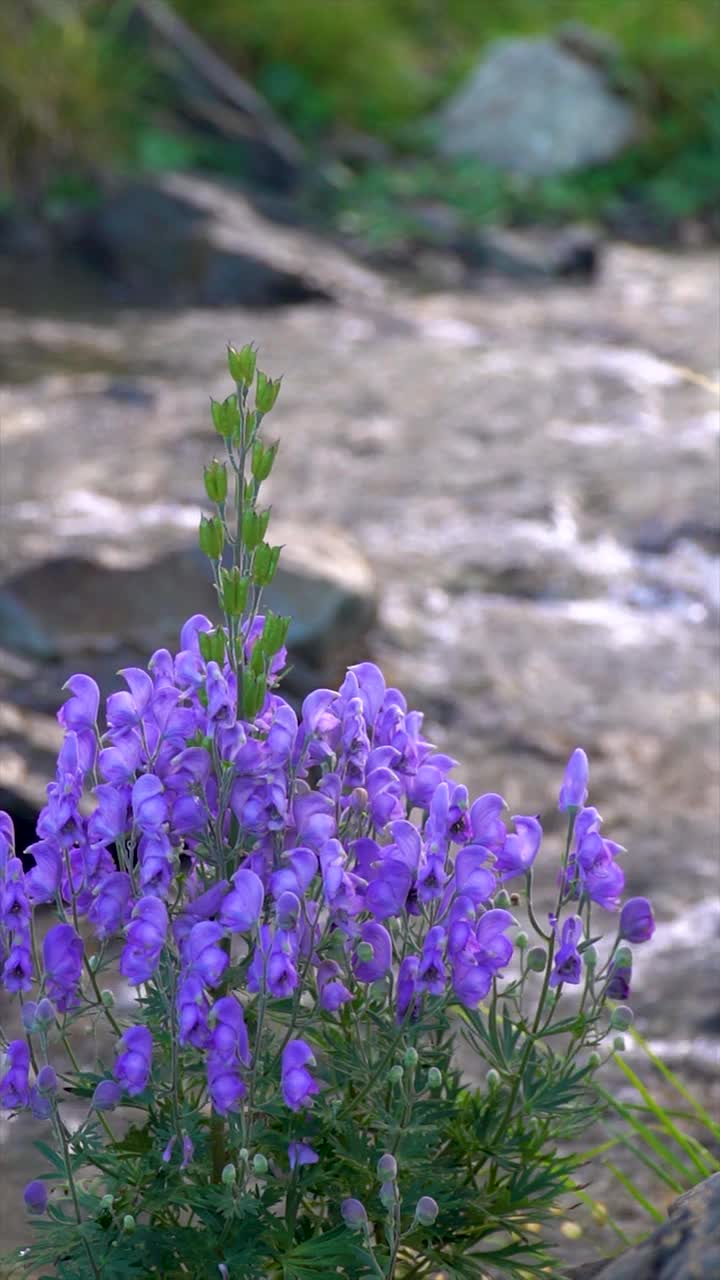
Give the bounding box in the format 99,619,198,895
227,343,257,387
561,1221,583,1240
357,942,374,964
613,1036,626,1053
23,1181,48,1215
615,945,632,969
388,1064,404,1085
123,1215,136,1233
93,1079,123,1112
199,514,225,560
204,460,228,505
252,1153,268,1176
255,371,282,415
239,1148,249,1163
486,1069,499,1091
341,1198,367,1230
427,1067,442,1090
37,1065,57,1096
220,566,250,617
376,1153,397,1182
101,989,115,1008
403,1047,419,1069
253,542,282,587
610,1005,634,1031
88,953,100,972
37,997,56,1026
221,1163,237,1186
21,1002,38,1032
583,945,598,968
494,889,511,909
100,1193,114,1210
415,1196,439,1226
379,1180,396,1210
587,1051,601,1069
526,946,547,972
515,931,528,950
210,394,240,438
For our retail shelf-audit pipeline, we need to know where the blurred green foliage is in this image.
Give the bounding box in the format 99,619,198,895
0,0,718,231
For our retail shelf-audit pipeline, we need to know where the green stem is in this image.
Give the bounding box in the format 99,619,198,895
54,1111,102,1280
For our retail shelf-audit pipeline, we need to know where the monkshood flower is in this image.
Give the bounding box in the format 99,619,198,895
3,939,33,993
550,916,583,987
352,922,392,983
209,996,250,1066
559,748,589,812
186,922,229,988
207,1055,246,1115
93,1080,123,1112
177,974,212,1049
451,909,515,1007
494,816,543,880
23,1180,48,1214
316,960,352,1012
288,1141,319,1171
89,871,133,940
120,896,168,985
282,1040,319,1112
114,1025,153,1096
619,897,656,944
0,1040,31,1109
43,923,83,1012
219,868,265,933
607,959,632,1000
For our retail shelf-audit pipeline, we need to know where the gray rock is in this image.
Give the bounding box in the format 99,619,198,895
567,1174,720,1279
435,35,637,176
61,173,385,307
0,524,377,703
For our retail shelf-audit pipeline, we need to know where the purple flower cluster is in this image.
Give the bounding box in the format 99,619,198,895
1,618,656,1132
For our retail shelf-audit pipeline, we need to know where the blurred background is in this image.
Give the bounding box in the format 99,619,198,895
0,0,719,1260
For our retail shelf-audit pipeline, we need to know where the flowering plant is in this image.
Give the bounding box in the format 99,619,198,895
0,347,656,1280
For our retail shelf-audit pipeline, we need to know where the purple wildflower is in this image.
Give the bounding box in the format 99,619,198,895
352,922,392,983
186,922,229,988
219,868,265,933
43,923,83,1012
397,955,420,1022
559,749,589,812
120,896,168,985
210,996,250,1066
607,960,632,1000
114,1025,153,1096
288,1141,319,1170
0,1040,31,1109
316,960,352,1012
416,926,446,996
2,941,33,994
281,1040,319,1112
494,815,543,880
619,897,655,944
23,1180,48,1214
93,1079,123,1111
550,916,583,987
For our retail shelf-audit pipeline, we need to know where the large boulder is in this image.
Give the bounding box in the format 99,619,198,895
568,1174,720,1279
58,172,385,307
435,34,638,177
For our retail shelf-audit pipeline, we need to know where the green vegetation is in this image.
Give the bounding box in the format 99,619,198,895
1,1,718,233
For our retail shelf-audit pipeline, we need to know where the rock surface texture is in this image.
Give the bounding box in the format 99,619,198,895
568,1174,720,1279
435,34,638,175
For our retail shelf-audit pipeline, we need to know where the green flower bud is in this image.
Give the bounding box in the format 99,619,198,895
583,944,598,968
100,1194,114,1210
494,889,511,909
198,628,226,664
261,611,290,657
379,1180,396,1210
242,670,267,720
220,567,250,617
427,1067,442,1090
486,1069,499,1091
515,931,529,950
238,1148,249,1163
376,1153,397,1181
101,989,115,1008
526,946,547,972
251,438,280,483
415,1196,439,1226
221,1163,237,1186
227,343,257,387
252,1153,268,1176
253,542,282,587
388,1064,404,1085
403,1047,419,1069
610,1005,634,1031
255,371,282,414
88,954,100,972
199,514,225,559
122,1214,136,1234
613,1036,626,1053
210,394,240,439
587,1051,601,1069
615,945,633,969
357,942,374,963
204,460,228,505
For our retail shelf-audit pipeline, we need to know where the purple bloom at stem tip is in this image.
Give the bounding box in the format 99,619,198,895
281,1039,319,1112
114,1025,153,1096
619,897,655,944
559,748,589,812
550,916,583,987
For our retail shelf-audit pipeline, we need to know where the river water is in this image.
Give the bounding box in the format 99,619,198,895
0,242,718,1266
